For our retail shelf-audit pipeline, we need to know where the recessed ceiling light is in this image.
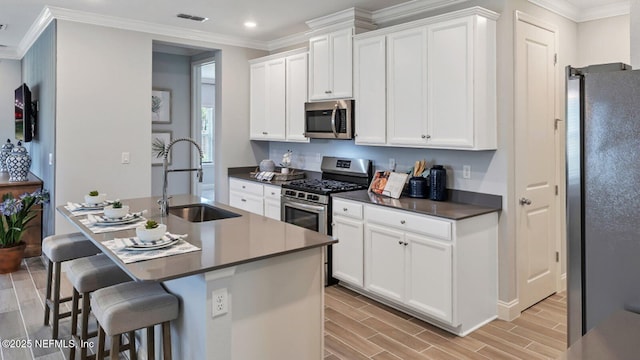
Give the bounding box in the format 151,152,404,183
177,13,208,22
244,21,257,28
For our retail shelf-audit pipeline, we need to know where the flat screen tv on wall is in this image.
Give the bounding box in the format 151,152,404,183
14,83,33,143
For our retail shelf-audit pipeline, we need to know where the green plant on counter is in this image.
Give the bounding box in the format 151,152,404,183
145,220,159,230
112,201,122,209
88,190,99,196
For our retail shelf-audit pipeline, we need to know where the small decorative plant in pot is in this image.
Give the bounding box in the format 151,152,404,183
0,189,49,273
85,190,107,205
103,200,129,219
136,220,166,242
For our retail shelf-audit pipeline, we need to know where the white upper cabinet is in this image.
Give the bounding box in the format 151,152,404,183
285,53,309,142
354,35,387,145
249,49,309,142
309,28,353,100
250,58,286,140
386,27,429,147
352,8,498,150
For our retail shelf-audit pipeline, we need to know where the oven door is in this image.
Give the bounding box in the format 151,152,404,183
281,197,328,234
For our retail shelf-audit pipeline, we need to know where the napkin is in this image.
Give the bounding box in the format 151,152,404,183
86,210,147,224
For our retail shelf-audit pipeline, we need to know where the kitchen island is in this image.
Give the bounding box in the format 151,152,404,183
57,194,335,360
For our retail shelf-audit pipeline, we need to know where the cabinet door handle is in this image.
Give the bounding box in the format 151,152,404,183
421,134,431,139
404,242,408,246
241,199,247,202
398,241,403,245
271,192,276,196
400,220,406,224
325,90,332,94
242,185,246,189
262,131,268,135
343,208,348,212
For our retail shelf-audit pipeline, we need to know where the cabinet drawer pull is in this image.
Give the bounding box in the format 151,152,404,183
242,185,246,189
398,241,403,245
271,192,276,195
262,131,268,135
241,199,247,202
400,220,406,224
343,208,348,212
404,242,408,246
325,90,332,94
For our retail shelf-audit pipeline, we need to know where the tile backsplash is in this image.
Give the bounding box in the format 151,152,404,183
267,139,503,196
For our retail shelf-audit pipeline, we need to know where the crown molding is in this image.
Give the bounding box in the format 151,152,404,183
15,6,55,59
305,7,375,31
266,31,308,52
249,47,307,64
0,49,20,60
528,0,629,22
372,0,471,25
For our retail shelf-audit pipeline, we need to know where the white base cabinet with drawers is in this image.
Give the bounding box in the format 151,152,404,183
229,178,281,220
332,198,497,336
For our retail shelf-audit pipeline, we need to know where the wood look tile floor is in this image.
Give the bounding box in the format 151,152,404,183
324,285,567,360
0,257,567,360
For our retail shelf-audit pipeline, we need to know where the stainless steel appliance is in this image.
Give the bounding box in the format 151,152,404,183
282,156,372,285
565,63,640,345
304,100,354,139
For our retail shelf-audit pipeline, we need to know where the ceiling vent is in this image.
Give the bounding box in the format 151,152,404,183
177,14,208,22
0,25,7,31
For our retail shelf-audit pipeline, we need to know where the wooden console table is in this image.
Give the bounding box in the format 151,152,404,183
0,172,43,257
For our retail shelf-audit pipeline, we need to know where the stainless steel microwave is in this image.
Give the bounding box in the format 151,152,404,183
304,100,354,139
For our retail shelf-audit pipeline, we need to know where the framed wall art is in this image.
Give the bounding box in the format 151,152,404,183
151,131,172,165
151,89,171,123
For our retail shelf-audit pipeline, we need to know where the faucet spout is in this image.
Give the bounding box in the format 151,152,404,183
160,137,204,215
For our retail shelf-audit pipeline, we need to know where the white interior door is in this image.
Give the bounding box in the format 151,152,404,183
515,12,558,311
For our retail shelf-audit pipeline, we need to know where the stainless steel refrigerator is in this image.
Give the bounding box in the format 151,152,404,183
566,63,640,345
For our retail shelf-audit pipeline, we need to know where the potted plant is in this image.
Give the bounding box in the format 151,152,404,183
85,190,106,205
0,189,49,273
136,220,166,242
103,200,129,219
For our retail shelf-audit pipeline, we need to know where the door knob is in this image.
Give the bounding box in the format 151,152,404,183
519,197,532,206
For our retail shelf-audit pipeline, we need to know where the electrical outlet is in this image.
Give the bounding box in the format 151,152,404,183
463,165,471,179
389,158,396,171
212,288,228,317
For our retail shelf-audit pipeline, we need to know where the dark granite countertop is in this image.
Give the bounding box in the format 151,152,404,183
57,195,336,282
332,190,501,220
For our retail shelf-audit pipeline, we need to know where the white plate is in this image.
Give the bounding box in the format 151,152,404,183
76,201,111,210
93,215,144,226
124,239,180,251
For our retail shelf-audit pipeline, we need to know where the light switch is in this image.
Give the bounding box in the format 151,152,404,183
121,152,130,164
48,153,53,166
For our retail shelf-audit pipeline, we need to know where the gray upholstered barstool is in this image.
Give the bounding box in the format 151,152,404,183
66,254,132,360
91,281,179,360
42,232,100,339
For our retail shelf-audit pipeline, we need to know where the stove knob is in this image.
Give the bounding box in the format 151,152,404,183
298,193,305,198
312,195,319,201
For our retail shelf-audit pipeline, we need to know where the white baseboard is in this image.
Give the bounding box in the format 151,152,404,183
497,298,520,321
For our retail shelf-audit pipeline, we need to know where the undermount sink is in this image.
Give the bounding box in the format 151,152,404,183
169,204,241,222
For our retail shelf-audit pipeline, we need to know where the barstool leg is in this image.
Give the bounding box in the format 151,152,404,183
146,326,155,360
43,259,53,326
70,288,80,360
51,261,62,339
162,322,172,360
80,292,91,360
97,325,106,359
128,331,137,360
110,335,120,360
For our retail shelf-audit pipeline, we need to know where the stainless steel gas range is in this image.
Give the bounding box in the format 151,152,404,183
281,157,372,285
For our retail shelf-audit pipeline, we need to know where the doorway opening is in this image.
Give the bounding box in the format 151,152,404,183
192,59,216,200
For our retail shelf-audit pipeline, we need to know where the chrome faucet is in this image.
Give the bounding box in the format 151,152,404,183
159,138,204,215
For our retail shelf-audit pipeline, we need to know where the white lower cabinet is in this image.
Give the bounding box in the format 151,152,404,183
229,179,282,220
263,184,282,220
332,199,365,287
336,201,497,336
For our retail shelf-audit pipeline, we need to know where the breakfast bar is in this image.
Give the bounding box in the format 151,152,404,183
57,194,336,360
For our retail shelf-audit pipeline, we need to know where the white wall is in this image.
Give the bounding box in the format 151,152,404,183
49,20,267,232
0,60,21,142
577,15,630,67
55,21,152,233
